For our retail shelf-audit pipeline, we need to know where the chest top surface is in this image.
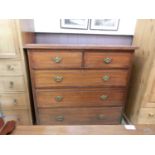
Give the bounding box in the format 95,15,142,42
24,44,137,51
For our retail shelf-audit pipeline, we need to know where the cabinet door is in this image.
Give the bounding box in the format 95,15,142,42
0,20,19,58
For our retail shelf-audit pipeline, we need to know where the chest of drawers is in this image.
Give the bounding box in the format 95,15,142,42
25,44,136,125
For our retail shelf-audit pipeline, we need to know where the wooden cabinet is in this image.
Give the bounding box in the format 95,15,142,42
0,20,34,125
26,44,135,125
0,20,19,58
125,20,155,124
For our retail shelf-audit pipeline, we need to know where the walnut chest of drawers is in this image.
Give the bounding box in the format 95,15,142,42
25,44,136,125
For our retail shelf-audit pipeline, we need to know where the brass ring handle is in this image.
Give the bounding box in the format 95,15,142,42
55,96,63,102
103,57,112,64
100,95,108,100
54,76,63,82
53,56,62,63
102,75,110,81
97,114,105,120
55,115,64,122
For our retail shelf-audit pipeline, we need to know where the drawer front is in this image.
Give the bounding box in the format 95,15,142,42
85,52,132,68
36,88,126,108
0,60,23,75
0,93,28,110
0,76,25,92
38,107,122,125
0,110,31,125
34,70,129,88
138,108,155,124
29,50,82,69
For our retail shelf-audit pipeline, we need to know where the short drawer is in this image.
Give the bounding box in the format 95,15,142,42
38,107,122,125
0,93,28,110
36,88,126,108
29,50,82,69
138,108,155,124
34,70,129,88
0,110,31,125
0,60,23,75
0,76,25,92
84,52,132,68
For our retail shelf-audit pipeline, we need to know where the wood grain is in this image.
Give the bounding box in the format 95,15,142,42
36,88,126,108
0,20,19,58
138,108,155,124
0,93,28,110
125,19,155,124
38,107,122,125
34,70,129,88
1,109,31,125
24,44,137,50
0,19,35,125
0,76,25,92
29,50,82,69
11,125,155,135
26,45,134,125
0,60,23,75
85,51,133,68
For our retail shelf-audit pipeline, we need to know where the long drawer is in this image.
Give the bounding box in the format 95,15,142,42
34,70,129,88
36,88,126,108
38,107,122,125
0,93,28,110
84,52,132,68
0,76,25,92
29,50,82,69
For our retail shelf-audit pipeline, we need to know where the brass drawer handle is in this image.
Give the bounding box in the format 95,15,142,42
100,95,108,100
54,76,63,82
13,99,17,105
9,81,14,88
55,96,63,102
102,75,110,81
97,114,105,120
103,57,112,64
7,65,14,71
148,113,155,117
53,56,62,63
55,115,64,122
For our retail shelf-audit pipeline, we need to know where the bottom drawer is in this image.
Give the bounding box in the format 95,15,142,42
138,108,155,124
0,110,32,125
38,107,122,125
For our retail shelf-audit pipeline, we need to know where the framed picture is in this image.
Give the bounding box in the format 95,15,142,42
90,19,120,31
60,19,89,30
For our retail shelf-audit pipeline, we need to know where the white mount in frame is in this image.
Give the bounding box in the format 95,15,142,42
90,19,120,31
60,19,89,30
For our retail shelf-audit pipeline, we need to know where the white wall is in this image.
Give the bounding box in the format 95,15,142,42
34,19,137,35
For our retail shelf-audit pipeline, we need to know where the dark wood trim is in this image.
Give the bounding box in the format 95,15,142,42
27,52,40,124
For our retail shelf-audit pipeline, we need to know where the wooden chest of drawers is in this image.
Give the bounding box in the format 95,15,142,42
25,44,136,125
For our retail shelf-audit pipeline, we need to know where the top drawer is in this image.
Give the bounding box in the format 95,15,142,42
84,51,132,68
29,50,82,69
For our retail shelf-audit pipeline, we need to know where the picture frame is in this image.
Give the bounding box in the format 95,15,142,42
60,19,89,30
90,19,120,31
